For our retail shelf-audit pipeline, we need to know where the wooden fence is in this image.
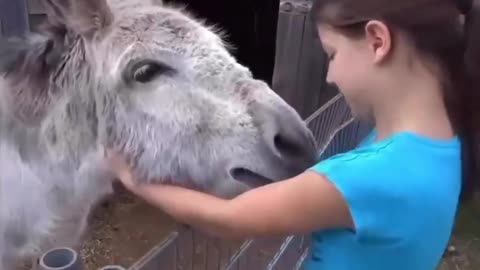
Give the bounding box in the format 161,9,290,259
272,0,339,119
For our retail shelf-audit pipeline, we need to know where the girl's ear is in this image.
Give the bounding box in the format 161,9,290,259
364,20,392,64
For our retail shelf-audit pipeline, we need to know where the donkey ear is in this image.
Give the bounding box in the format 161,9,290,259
42,0,113,40
1,35,64,122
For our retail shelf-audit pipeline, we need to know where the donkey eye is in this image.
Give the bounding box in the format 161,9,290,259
128,59,175,83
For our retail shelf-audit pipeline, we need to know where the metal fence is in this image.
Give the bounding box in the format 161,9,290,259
125,94,371,270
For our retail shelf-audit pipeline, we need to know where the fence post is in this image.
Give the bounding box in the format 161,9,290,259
272,0,337,119
0,0,30,37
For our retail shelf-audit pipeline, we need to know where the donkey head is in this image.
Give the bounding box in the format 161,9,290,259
0,0,318,198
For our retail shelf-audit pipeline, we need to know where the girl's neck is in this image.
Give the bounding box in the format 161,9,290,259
372,68,454,141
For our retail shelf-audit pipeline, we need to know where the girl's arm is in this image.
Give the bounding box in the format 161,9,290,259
108,152,354,240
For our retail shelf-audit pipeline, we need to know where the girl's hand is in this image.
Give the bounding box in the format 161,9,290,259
103,149,353,240
105,149,144,194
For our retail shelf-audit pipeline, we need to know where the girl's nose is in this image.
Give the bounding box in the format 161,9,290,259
325,68,334,85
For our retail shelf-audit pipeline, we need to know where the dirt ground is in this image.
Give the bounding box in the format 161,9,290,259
437,193,480,270
79,188,177,268
79,189,480,270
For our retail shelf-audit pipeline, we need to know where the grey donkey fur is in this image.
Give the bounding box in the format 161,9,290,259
0,0,318,269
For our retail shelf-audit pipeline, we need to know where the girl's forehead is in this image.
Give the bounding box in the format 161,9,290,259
317,25,342,48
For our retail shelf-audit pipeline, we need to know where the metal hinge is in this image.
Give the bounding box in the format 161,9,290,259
279,0,312,15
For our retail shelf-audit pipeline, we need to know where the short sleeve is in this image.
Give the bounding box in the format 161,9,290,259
310,150,411,241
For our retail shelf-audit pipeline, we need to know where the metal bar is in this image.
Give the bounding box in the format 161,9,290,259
293,248,310,270
265,236,295,270
128,232,179,270
223,240,254,270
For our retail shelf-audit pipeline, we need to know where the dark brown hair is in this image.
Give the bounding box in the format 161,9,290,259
312,0,480,202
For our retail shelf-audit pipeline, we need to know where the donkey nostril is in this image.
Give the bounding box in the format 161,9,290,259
273,134,304,158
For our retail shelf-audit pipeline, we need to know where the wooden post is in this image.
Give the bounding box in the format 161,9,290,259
272,0,338,119
0,0,30,37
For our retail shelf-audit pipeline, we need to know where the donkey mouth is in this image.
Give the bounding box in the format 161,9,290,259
230,168,274,188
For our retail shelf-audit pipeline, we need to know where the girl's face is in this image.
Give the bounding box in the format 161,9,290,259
316,22,393,120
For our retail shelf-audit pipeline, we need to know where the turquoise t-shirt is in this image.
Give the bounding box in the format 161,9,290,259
303,129,462,270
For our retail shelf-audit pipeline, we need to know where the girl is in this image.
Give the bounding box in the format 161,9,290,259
107,0,480,269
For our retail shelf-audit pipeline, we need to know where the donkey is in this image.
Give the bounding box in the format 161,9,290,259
0,0,318,268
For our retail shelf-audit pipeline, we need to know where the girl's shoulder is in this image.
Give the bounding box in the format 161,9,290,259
320,128,460,165
308,129,462,244
310,129,461,202
306,133,461,270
